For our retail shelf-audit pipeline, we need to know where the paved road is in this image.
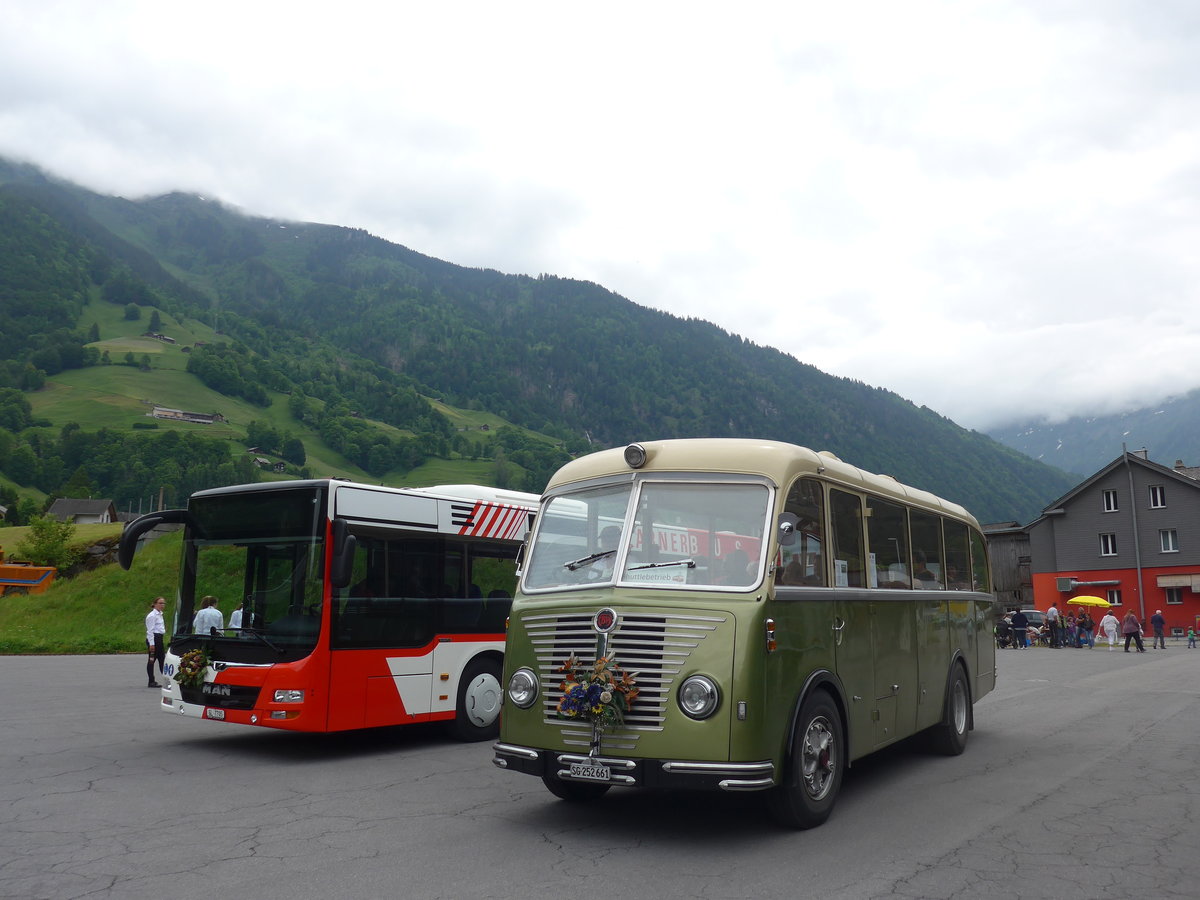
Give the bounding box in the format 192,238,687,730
2,646,1196,899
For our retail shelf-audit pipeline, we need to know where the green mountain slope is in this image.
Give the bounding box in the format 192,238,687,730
0,158,1077,523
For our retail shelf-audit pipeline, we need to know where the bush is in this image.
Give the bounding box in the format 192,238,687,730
14,516,84,570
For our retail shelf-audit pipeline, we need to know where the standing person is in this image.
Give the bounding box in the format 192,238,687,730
1122,609,1145,653
1188,627,1197,649
228,601,244,633
193,595,224,635
1149,609,1167,650
1076,610,1095,649
1046,602,1061,648
1010,609,1029,649
1098,609,1121,651
144,597,166,688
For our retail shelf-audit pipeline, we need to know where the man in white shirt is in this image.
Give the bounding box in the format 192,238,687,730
1046,602,1061,648
193,596,224,635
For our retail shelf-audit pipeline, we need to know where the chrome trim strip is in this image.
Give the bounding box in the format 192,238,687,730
555,768,637,786
492,742,540,761
718,777,776,792
660,760,774,775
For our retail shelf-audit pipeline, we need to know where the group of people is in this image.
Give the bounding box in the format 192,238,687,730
997,603,1182,652
142,595,244,687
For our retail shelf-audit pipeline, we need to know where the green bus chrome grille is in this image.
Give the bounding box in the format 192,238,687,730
521,611,727,751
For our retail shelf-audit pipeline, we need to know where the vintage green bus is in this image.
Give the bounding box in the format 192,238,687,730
493,439,996,828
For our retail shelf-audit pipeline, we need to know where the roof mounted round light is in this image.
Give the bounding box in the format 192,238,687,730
624,443,648,469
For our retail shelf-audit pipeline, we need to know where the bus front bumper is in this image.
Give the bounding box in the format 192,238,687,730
492,742,776,792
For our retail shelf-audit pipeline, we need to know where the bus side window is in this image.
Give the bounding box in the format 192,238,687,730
943,520,972,590
780,477,826,586
830,489,865,588
866,496,910,588
910,511,944,589
969,528,991,592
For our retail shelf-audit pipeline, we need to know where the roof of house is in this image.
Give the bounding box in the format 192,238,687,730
46,498,117,520
1028,451,1200,528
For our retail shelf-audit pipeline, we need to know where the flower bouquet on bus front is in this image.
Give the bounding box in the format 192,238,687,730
174,648,211,689
555,654,639,729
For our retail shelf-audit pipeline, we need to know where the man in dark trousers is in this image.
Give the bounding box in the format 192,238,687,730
1010,609,1029,649
1046,602,1061,647
1150,609,1167,649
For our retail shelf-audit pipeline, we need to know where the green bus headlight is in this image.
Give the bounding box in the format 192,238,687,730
507,668,539,708
678,675,720,719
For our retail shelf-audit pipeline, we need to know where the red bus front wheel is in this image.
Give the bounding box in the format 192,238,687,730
450,656,502,742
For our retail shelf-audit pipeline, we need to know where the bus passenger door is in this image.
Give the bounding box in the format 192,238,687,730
833,595,875,760
871,598,918,746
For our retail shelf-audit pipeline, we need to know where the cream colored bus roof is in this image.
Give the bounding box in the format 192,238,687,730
545,439,978,527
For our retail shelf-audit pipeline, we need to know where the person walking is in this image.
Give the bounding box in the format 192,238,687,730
145,597,166,688
1122,609,1145,653
1098,609,1121,651
1188,627,1197,649
1149,609,1167,649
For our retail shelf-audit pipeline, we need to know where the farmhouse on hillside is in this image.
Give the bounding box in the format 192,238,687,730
46,498,118,525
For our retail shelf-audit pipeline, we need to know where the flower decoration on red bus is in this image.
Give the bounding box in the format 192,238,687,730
555,654,639,729
174,648,211,689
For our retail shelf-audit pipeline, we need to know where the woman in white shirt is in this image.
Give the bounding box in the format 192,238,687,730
145,597,166,687
1098,610,1121,651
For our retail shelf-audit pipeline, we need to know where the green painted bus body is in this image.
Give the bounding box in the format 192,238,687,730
496,439,996,804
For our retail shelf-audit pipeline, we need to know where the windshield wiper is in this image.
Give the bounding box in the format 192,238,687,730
627,558,696,571
239,627,285,654
563,550,616,571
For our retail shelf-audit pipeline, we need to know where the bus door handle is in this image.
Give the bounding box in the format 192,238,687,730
833,616,846,647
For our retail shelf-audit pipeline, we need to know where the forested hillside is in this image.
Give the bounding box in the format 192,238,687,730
0,158,1077,524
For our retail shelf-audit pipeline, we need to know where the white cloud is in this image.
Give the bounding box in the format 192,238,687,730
2,0,1199,431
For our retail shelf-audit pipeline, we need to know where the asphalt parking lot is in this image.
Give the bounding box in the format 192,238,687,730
2,645,1197,899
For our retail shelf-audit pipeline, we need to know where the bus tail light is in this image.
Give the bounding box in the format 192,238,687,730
765,618,777,653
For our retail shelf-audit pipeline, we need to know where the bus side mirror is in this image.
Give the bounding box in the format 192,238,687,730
514,541,527,577
330,518,358,589
118,508,194,570
777,512,799,548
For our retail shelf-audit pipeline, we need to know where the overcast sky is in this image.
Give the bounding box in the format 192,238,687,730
2,1,1198,431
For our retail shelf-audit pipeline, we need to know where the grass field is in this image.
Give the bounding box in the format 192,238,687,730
0,523,163,655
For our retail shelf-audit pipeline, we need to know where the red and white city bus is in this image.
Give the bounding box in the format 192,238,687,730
119,479,536,739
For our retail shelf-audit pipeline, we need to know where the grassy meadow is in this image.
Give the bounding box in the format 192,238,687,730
0,527,179,655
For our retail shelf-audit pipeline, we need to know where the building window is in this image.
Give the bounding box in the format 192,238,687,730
1107,589,1122,606
1160,529,1179,553
1166,587,1183,605
1099,533,1118,556
1149,484,1166,508
1102,489,1118,512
